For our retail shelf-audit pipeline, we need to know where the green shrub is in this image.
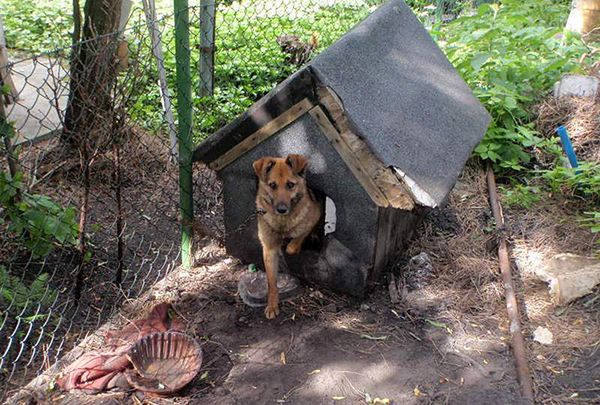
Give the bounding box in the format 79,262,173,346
0,172,79,257
0,266,57,316
0,265,59,349
435,0,592,171
579,212,600,236
1,117,79,258
542,162,600,202
2,0,73,53
542,162,600,241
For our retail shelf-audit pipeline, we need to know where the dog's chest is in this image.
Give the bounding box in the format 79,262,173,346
263,204,310,238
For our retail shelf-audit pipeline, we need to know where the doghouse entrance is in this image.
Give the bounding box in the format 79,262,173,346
324,196,336,235
294,188,336,252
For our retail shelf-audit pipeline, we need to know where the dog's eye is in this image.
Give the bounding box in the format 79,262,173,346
286,181,296,190
269,182,277,190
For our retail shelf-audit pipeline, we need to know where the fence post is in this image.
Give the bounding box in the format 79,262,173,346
142,0,178,160
174,0,194,268
0,15,18,103
199,0,216,97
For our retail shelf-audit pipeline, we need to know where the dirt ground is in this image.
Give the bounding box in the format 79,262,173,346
6,139,599,404
39,241,524,405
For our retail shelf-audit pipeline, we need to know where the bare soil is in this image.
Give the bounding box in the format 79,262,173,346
5,135,600,404
40,237,524,405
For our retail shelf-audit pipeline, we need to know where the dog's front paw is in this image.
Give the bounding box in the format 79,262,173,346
264,304,280,319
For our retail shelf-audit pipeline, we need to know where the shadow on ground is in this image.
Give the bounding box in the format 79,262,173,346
31,235,525,405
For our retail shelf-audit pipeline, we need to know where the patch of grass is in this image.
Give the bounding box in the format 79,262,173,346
542,162,600,243
543,162,600,202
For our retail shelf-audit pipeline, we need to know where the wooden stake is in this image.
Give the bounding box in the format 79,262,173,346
199,0,216,97
143,0,178,160
486,166,535,403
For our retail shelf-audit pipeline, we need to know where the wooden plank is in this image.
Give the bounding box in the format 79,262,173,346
309,106,389,207
317,85,414,210
199,0,216,97
372,207,393,279
372,206,423,280
209,98,313,170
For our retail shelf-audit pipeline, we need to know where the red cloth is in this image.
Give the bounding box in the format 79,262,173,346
57,303,182,393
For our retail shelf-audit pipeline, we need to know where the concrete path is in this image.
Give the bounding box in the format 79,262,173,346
5,56,67,145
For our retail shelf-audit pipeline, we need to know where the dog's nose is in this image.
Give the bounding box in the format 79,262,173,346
276,204,289,215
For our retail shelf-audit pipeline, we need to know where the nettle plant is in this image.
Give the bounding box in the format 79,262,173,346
0,265,57,326
435,0,590,171
3,0,72,53
0,114,79,258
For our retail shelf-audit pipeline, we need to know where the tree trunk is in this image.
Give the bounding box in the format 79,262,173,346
63,0,123,148
566,0,600,36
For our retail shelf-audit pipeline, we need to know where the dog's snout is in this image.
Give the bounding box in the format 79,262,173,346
276,204,289,215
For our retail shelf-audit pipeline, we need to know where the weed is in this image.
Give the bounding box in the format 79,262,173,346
500,183,541,209
1,113,79,258
435,0,593,171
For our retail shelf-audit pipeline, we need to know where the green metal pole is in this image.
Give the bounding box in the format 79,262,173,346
174,0,193,268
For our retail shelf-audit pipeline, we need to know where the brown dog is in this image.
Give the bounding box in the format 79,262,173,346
253,154,322,319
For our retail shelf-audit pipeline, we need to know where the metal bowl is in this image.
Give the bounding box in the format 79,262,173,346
238,271,303,307
125,331,202,395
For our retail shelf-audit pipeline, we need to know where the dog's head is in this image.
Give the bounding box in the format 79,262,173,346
253,154,308,216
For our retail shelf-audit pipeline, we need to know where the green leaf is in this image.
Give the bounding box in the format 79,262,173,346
471,52,491,71
426,319,448,329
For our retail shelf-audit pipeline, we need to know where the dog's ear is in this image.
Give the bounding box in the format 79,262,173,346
286,154,308,177
253,157,275,181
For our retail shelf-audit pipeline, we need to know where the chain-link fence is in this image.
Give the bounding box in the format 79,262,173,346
0,0,382,399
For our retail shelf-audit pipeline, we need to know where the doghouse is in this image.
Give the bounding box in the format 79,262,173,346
193,0,490,296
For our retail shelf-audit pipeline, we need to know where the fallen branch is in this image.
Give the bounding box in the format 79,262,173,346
486,166,535,403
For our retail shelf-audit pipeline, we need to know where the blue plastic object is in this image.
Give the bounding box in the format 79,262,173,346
556,126,579,169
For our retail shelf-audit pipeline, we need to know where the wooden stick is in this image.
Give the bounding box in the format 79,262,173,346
309,105,389,207
486,166,535,403
142,0,178,160
199,0,216,97
0,15,18,103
